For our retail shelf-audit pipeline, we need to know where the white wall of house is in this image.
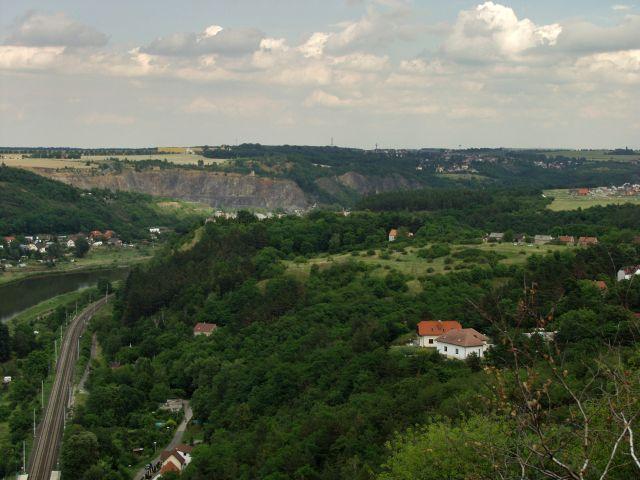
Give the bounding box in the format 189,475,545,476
417,335,438,347
436,342,488,360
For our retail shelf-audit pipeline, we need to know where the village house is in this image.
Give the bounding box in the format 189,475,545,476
534,235,553,245
524,328,557,342
388,229,398,242
435,328,490,360
416,320,462,347
66,239,76,248
88,230,103,240
578,236,598,246
617,265,640,282
193,322,217,336
594,280,608,292
558,235,575,245
577,188,590,196
487,232,504,243
3,236,15,244
158,445,192,477
513,233,527,245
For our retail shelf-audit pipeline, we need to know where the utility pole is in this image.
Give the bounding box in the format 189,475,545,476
41,379,44,409
22,441,25,473
33,407,36,438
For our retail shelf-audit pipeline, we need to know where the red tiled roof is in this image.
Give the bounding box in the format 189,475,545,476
436,328,488,347
389,229,398,236
417,320,462,337
193,322,217,333
594,280,607,291
160,462,180,475
175,444,193,454
578,236,598,245
558,236,575,243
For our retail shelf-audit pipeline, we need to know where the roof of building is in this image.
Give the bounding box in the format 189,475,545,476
579,236,598,244
559,236,575,242
160,461,181,475
436,328,489,347
193,322,217,334
175,444,193,454
417,320,462,337
161,449,186,464
594,280,608,291
389,229,398,236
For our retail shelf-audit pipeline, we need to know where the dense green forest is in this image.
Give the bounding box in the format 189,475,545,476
59,191,640,479
0,166,198,238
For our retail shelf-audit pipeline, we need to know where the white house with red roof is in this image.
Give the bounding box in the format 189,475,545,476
193,322,218,337
435,328,490,360
416,320,462,348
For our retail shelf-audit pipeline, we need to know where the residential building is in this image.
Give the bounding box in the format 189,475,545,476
193,322,218,336
558,236,575,245
534,235,553,245
524,328,557,341
487,232,504,242
577,188,590,196
578,236,598,246
514,234,527,245
159,445,192,476
66,239,76,248
388,229,398,242
416,320,462,347
617,266,640,282
435,328,490,360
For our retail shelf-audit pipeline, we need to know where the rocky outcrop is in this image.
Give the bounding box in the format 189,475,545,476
333,172,423,196
34,168,309,211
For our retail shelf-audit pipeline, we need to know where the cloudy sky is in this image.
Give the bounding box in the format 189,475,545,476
1,0,639,149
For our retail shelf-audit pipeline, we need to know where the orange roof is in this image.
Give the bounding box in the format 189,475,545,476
417,320,462,337
389,229,398,236
175,444,193,454
594,280,607,291
558,236,575,243
89,230,102,237
194,322,217,334
436,328,488,347
160,461,181,474
578,188,589,195
578,236,598,245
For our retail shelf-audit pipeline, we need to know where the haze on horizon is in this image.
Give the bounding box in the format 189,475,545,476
0,0,639,150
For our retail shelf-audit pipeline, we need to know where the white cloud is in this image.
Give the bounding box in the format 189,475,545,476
304,90,353,108
6,11,107,47
612,5,633,11
143,25,263,56
299,32,329,58
576,49,640,83
0,45,65,70
443,2,562,62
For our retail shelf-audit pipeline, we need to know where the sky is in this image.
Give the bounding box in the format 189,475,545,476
0,0,639,149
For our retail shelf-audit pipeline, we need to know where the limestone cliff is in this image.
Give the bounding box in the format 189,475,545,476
34,169,309,211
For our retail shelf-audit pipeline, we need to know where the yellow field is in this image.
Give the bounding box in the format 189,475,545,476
1,154,92,169
544,189,640,211
80,154,227,165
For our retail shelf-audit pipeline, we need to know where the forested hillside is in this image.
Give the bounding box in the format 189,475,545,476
0,166,198,238
61,193,640,479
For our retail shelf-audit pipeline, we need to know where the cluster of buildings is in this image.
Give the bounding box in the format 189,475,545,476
415,320,491,360
570,184,640,198
485,233,598,246
617,265,640,282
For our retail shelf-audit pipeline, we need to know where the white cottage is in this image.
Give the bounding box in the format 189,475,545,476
435,328,490,360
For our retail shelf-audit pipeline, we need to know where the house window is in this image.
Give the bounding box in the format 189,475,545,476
428,339,433,344
444,346,448,352
455,348,459,355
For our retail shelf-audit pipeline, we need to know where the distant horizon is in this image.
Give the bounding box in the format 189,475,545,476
1,144,639,152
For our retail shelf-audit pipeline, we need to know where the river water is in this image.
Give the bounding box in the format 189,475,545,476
0,268,129,323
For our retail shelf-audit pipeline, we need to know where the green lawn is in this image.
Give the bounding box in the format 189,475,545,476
285,242,570,285
544,189,640,211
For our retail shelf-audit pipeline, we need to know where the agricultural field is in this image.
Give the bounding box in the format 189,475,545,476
541,149,640,162
284,242,570,288
0,153,228,169
544,189,640,211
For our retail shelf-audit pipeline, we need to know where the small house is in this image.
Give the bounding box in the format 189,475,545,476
578,236,598,246
416,320,462,348
558,236,575,245
388,229,398,242
486,232,504,243
88,230,103,240
193,322,218,336
577,188,590,196
617,265,640,282
594,280,608,292
435,328,490,360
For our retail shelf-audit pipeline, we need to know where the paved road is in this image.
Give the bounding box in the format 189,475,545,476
27,297,109,480
133,400,193,480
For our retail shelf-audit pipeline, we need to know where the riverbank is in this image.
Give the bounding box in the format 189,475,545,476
0,246,154,287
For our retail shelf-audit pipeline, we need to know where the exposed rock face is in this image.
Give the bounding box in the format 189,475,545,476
334,172,422,195
35,169,309,211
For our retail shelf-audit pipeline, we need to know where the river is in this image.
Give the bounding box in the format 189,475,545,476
0,268,129,323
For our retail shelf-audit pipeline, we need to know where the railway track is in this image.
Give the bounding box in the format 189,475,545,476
26,297,109,480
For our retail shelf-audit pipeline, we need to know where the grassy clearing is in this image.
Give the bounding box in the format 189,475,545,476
153,198,213,218
285,242,570,283
541,150,640,162
544,189,640,211
0,246,154,286
81,153,227,165
0,155,92,169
